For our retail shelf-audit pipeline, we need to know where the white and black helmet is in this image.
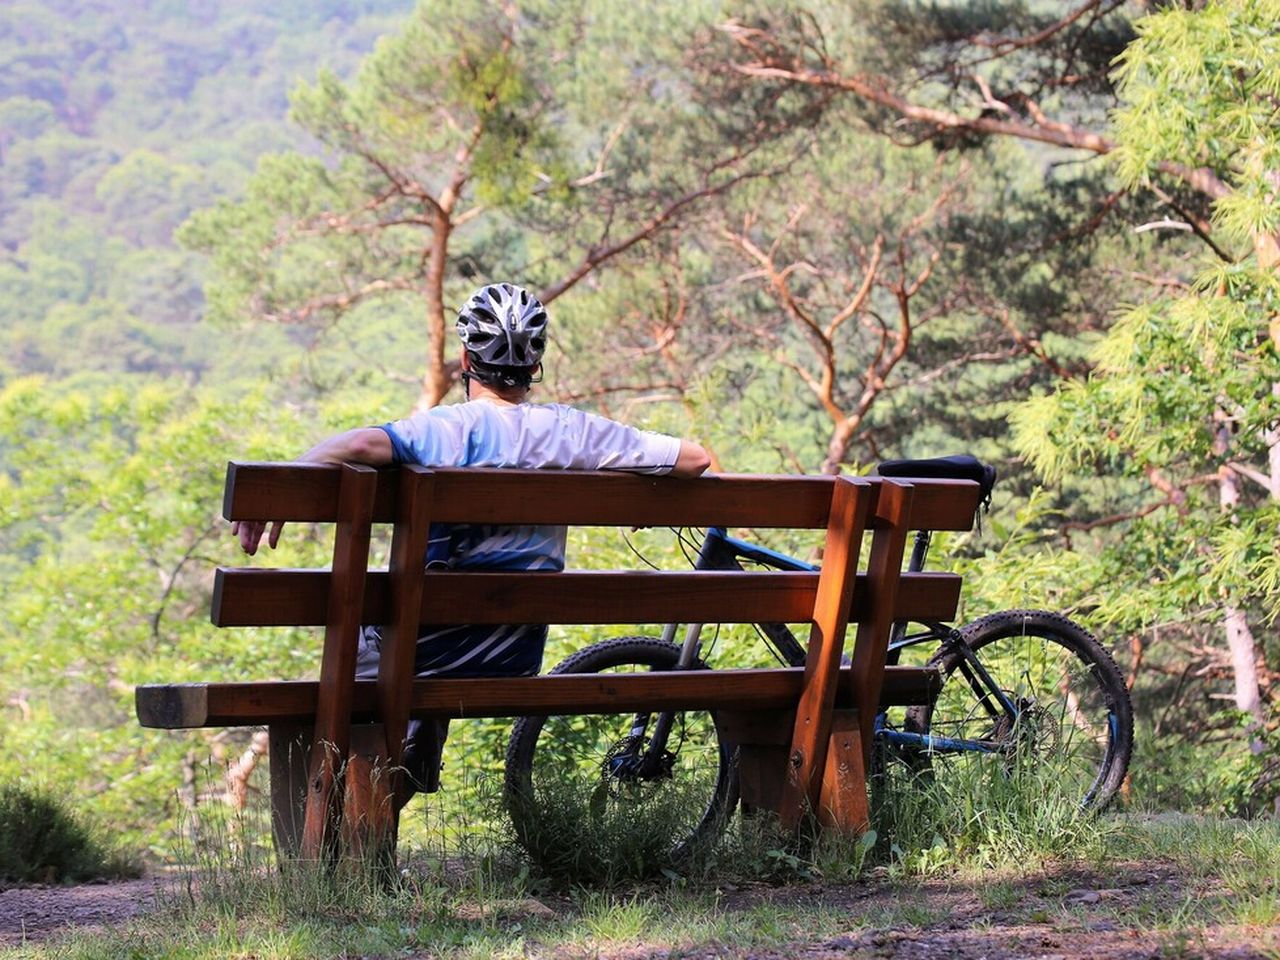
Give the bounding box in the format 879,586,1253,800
456,282,549,368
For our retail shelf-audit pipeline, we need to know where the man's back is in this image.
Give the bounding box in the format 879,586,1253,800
379,398,683,573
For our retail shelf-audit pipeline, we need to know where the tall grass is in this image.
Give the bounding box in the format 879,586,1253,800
9,730,1137,958
865,745,1119,876
500,766,727,886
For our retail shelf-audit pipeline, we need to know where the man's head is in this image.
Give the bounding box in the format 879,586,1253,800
456,283,548,394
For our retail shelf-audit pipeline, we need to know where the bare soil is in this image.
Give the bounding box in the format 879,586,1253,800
0,863,1274,958
0,876,174,948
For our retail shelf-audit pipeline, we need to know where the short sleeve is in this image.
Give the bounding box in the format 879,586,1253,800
377,424,413,464
380,407,468,466
572,409,682,475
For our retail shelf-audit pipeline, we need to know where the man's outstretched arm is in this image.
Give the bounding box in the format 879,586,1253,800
670,439,712,479
297,427,395,467
233,428,395,554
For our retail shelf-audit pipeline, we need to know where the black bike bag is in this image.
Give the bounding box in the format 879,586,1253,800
873,454,997,511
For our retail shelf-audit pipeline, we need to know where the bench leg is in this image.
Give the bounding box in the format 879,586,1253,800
817,708,870,834
269,723,312,861
269,723,400,870
343,725,399,873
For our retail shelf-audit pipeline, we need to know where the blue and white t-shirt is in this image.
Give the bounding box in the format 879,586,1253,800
355,399,681,679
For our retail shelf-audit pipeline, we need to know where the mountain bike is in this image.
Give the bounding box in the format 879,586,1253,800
503,456,1134,863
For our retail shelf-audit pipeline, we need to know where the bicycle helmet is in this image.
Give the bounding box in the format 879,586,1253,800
456,282,549,368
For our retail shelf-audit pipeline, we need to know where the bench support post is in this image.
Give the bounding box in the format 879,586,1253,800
366,466,434,859
300,463,377,861
817,480,913,831
846,480,913,773
341,725,399,866
778,477,869,829
269,722,311,860
818,709,870,832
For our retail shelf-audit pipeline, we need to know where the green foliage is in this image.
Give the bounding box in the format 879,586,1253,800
502,772,720,886
0,783,137,884
1008,0,1280,809
868,749,1119,878
179,0,785,411
1112,0,1280,249
0,0,416,390
5,0,1280,860
0,373,408,856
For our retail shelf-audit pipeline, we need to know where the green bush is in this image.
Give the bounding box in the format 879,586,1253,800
0,783,137,884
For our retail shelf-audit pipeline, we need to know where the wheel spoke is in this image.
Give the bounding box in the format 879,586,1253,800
902,611,1133,811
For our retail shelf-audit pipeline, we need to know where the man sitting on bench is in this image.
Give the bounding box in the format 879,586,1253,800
232,282,711,804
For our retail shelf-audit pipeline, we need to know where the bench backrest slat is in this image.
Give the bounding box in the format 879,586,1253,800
211,569,963,627
222,463,980,531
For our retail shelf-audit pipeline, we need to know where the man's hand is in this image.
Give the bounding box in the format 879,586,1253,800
232,519,284,555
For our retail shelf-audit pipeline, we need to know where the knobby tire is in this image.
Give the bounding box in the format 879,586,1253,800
504,636,739,871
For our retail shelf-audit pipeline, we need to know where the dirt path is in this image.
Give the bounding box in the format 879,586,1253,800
0,876,174,948
695,863,1274,960
0,864,1273,958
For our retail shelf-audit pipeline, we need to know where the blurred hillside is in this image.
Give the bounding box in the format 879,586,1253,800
0,0,415,385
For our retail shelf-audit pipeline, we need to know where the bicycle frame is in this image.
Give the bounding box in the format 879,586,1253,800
644,526,1021,763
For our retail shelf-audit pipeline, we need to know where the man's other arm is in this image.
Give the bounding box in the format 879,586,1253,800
233,428,395,554
669,439,712,479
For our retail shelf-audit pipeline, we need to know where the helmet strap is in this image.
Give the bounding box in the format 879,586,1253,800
462,354,541,392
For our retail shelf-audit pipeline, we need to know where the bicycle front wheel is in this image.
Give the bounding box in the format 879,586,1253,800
503,636,738,875
903,609,1133,811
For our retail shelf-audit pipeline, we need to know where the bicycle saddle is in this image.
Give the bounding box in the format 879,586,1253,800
873,454,997,510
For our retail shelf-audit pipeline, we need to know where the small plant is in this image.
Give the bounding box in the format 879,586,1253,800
0,783,137,885
574,891,660,942
499,765,724,886
712,814,822,884
978,880,1021,911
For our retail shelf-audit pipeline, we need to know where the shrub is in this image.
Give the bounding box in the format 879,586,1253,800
0,783,137,884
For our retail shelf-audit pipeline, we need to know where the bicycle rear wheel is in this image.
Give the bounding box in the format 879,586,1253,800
903,609,1133,811
504,636,738,875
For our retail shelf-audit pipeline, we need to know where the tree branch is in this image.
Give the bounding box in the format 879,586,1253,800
719,22,1234,203
537,169,765,305
260,277,420,324
1227,460,1274,494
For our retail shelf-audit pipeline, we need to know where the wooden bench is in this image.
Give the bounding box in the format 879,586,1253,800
136,463,980,864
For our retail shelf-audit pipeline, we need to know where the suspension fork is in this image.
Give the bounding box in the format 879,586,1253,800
625,620,705,763
940,629,1020,722
883,530,1018,742
629,531,731,771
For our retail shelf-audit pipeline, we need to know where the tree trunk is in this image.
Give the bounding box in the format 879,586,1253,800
225,729,270,809
417,211,454,411
821,420,857,476
1216,452,1266,750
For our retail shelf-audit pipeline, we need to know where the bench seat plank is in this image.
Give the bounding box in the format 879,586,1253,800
211,569,963,627
136,665,941,729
